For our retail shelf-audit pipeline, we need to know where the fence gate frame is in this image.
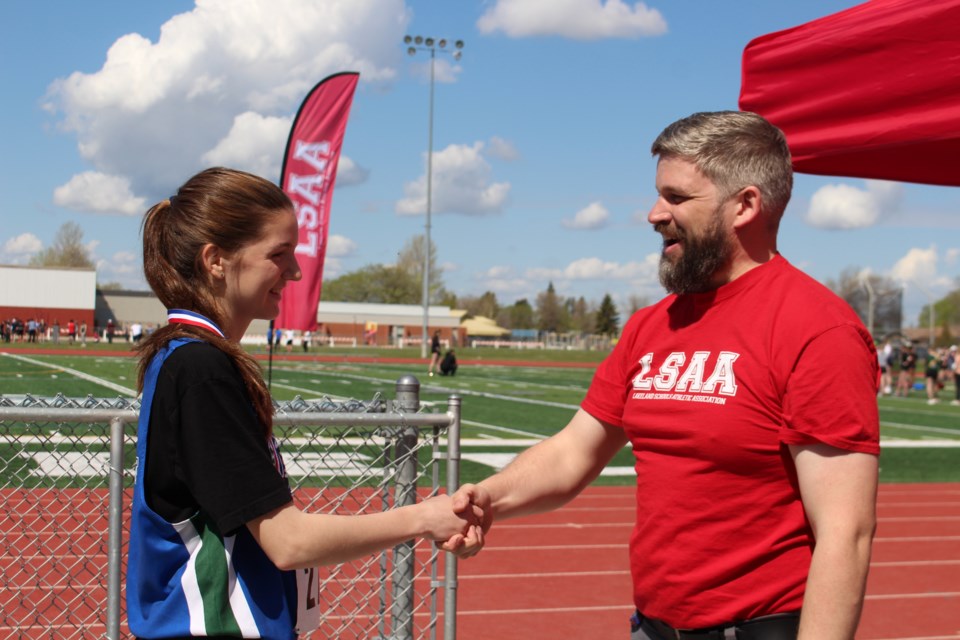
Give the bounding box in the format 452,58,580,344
0,375,461,640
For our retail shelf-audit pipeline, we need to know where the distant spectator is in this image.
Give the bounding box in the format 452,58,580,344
131,322,144,344
878,340,894,395
79,322,88,347
952,346,960,406
27,318,38,343
428,330,442,377
925,347,942,405
895,343,916,396
51,319,61,344
67,319,77,343
302,330,311,352
439,349,458,376
106,318,116,343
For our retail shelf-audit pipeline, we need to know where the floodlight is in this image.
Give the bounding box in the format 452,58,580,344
407,47,416,56
415,36,423,45
404,35,412,44
438,39,447,48
455,40,464,49
453,51,462,61
425,37,434,47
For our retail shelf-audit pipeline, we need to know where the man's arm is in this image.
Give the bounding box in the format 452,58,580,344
447,408,628,556
790,443,878,640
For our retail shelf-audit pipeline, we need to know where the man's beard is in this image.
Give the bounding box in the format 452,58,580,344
656,209,732,295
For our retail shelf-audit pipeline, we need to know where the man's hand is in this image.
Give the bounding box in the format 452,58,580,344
437,483,493,557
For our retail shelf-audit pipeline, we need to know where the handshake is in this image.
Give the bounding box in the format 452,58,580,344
415,484,492,558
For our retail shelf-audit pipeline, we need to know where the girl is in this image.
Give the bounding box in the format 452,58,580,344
127,167,479,639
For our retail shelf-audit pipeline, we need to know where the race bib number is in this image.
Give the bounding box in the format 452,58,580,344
295,566,320,634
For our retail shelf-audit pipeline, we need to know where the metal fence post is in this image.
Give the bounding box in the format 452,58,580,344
444,395,461,640
106,416,126,640
392,376,421,640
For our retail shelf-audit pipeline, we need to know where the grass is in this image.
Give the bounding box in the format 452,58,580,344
2,341,958,485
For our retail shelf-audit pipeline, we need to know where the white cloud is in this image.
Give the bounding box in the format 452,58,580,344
96,249,145,288
395,142,511,216
202,111,292,180
3,233,43,257
487,136,520,162
890,246,938,285
805,180,903,230
52,172,146,216
409,57,463,85
476,254,663,303
563,202,610,229
326,234,357,257
529,256,657,281
889,246,957,325
484,265,515,279
475,265,532,296
45,0,407,201
335,155,370,187
477,0,668,40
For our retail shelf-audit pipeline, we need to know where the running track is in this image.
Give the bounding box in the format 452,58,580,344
2,482,957,638
4,349,959,637
453,483,960,640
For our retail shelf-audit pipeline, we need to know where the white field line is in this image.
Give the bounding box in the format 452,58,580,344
881,422,960,438
272,366,581,410
1,352,136,397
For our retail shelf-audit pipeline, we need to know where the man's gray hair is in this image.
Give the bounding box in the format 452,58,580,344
651,111,793,221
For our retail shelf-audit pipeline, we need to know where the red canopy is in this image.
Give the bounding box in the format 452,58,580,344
739,0,960,187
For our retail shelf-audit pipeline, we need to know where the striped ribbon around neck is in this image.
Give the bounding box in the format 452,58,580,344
166,309,225,338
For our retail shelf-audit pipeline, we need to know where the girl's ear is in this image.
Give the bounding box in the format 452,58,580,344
200,243,225,280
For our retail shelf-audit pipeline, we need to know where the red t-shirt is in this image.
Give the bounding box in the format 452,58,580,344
582,255,879,629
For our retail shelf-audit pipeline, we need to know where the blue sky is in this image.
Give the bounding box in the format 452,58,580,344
2,0,958,326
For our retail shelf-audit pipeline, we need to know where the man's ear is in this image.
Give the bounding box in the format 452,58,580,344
200,243,225,280
731,185,763,230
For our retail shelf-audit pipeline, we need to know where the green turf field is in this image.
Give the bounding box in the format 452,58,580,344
1,344,958,484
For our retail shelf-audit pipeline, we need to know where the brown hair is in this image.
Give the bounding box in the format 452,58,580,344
136,167,293,433
651,111,793,227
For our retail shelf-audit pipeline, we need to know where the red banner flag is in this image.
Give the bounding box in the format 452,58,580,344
739,0,960,187
276,71,360,331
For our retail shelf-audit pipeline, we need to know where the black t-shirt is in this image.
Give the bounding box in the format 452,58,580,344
145,341,292,534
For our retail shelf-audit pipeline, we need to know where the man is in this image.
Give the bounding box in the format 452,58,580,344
449,112,880,640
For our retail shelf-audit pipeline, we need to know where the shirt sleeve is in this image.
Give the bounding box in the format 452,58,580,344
172,345,292,534
581,316,640,427
780,323,881,455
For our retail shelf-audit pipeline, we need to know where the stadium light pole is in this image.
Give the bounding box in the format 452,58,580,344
405,35,464,358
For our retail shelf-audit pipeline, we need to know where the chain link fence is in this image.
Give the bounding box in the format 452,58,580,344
0,376,461,640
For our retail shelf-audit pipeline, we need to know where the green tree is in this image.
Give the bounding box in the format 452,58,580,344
461,291,500,319
827,267,903,337
396,234,444,303
437,290,459,309
535,282,568,333
595,293,620,336
498,298,535,329
29,222,95,268
626,294,651,316
918,286,960,338
322,264,420,303
568,296,594,334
